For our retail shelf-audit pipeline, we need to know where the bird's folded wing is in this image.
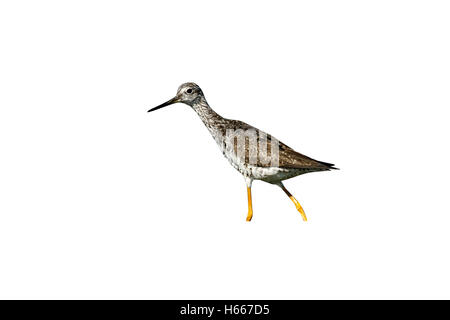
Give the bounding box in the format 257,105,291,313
278,142,337,171
221,119,336,171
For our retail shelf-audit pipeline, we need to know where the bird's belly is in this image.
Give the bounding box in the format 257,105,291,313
223,151,291,182
247,166,288,181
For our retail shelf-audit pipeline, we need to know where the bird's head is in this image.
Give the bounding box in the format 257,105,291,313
148,82,203,113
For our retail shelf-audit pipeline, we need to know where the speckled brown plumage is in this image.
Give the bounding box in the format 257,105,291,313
188,89,336,174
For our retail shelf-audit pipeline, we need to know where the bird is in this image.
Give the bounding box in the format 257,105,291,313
148,82,337,222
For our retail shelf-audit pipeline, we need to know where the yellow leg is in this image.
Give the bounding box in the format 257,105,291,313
289,195,307,221
279,184,307,221
246,186,253,222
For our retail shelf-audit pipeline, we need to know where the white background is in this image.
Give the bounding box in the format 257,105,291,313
0,1,449,299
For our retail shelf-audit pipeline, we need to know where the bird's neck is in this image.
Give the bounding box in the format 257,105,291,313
191,96,224,130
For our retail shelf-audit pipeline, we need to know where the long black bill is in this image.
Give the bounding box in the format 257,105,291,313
148,96,180,113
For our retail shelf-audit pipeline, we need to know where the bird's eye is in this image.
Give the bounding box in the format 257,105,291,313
186,88,193,94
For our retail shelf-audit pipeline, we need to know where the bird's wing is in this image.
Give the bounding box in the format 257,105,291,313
277,141,337,171
224,119,337,171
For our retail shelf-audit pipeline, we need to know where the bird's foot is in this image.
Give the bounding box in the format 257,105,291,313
246,211,253,222
296,205,308,222
290,196,307,221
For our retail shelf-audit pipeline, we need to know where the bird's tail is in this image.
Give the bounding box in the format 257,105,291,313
318,161,339,170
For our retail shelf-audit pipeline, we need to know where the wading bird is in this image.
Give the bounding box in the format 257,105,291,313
148,83,337,221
